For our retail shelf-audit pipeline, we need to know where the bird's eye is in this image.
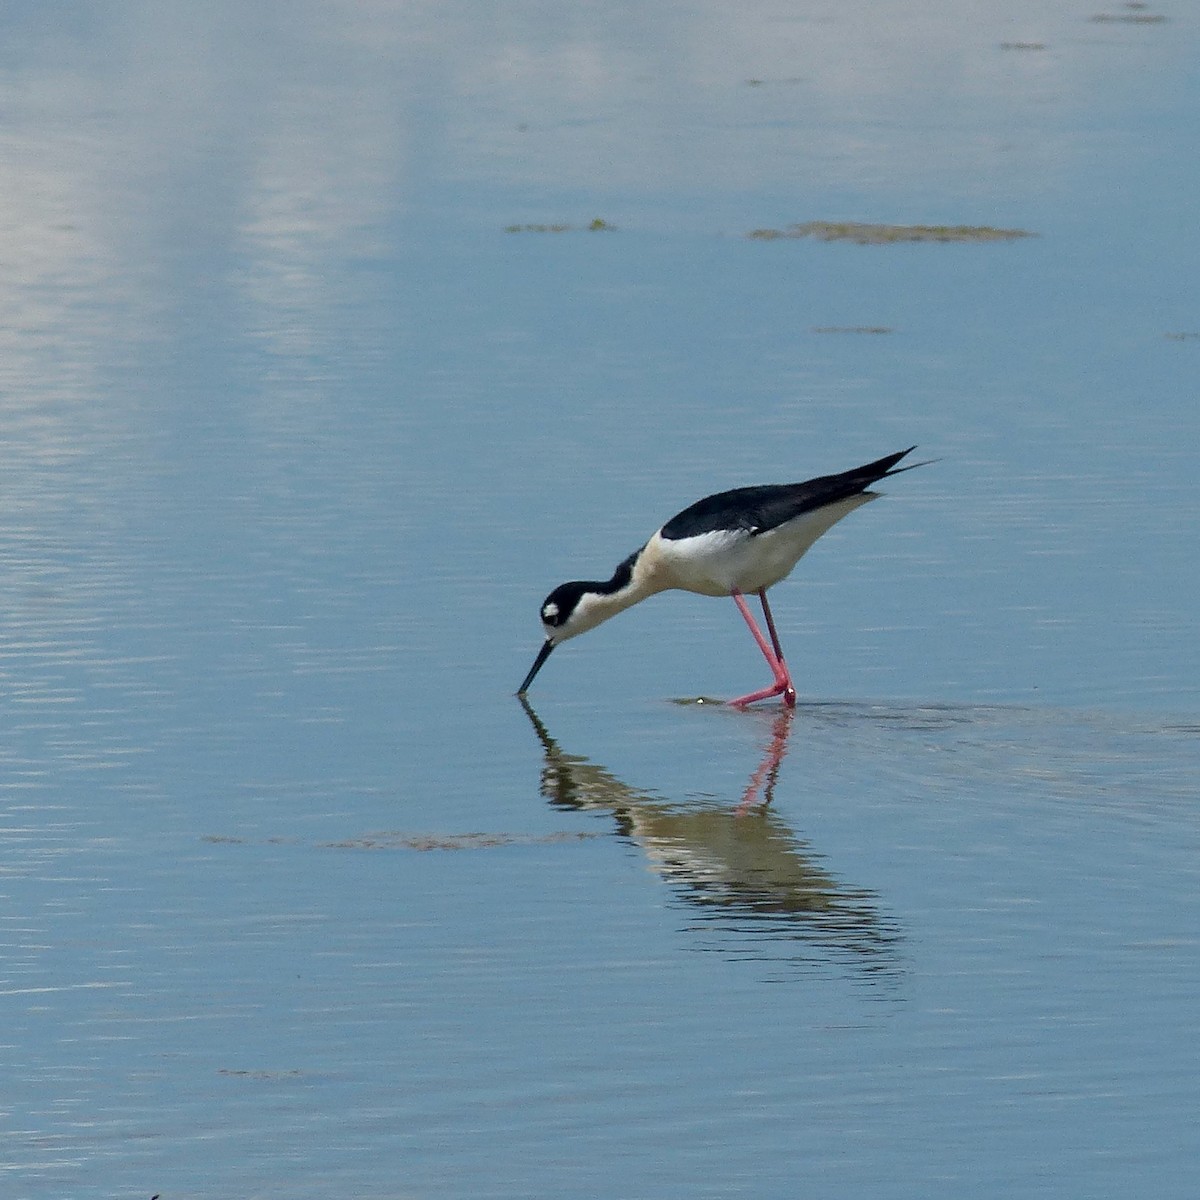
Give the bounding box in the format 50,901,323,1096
541,602,560,625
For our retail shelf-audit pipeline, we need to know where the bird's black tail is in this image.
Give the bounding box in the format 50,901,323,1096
854,446,922,484
818,446,934,495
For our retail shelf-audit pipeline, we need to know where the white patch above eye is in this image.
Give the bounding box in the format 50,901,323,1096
542,602,559,620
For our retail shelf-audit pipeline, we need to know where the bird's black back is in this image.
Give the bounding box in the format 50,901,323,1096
659,447,917,541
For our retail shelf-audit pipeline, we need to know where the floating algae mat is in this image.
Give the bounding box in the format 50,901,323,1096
505,218,616,233
746,221,1034,244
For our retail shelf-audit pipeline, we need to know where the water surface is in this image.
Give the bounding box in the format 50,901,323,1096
2,2,1199,1197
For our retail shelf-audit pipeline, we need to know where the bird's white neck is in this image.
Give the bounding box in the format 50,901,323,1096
555,542,668,642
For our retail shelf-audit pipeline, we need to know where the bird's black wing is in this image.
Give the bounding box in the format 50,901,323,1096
660,447,917,540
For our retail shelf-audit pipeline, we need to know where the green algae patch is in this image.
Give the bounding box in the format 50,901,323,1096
1090,11,1167,22
747,221,1035,244
506,218,616,233
321,830,600,851
813,325,894,335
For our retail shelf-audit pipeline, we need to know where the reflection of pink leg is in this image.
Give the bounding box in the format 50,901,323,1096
737,708,794,813
728,589,796,707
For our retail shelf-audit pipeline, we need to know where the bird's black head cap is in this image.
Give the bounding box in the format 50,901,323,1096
540,581,591,632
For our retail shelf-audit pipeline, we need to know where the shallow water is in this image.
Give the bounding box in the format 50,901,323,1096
3,2,1200,1197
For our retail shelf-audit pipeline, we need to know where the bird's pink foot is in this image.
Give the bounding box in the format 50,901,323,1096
729,684,782,707
728,664,796,708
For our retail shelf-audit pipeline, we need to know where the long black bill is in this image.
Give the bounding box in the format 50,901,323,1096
517,639,555,695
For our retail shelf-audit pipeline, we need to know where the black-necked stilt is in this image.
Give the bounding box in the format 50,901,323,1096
518,447,926,706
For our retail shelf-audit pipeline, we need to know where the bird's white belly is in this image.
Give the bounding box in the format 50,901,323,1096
645,495,874,597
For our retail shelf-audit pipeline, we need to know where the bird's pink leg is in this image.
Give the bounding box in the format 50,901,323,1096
756,590,797,708
728,589,797,708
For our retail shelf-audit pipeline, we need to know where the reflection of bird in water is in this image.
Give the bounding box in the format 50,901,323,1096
519,698,902,982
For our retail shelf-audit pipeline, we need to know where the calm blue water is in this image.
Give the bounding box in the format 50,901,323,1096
2,3,1199,1197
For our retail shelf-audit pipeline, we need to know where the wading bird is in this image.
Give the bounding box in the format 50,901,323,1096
518,447,924,706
